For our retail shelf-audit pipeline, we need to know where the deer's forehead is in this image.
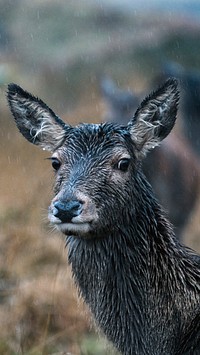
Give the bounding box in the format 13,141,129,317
55,123,132,158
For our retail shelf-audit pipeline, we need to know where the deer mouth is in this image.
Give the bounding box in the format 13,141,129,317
48,212,94,236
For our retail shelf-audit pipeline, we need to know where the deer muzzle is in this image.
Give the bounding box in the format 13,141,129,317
48,192,98,236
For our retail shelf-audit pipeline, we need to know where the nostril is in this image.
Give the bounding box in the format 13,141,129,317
53,200,83,223
53,201,65,213
52,201,62,217
68,200,83,212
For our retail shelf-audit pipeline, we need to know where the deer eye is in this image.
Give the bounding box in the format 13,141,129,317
51,157,61,171
116,158,130,172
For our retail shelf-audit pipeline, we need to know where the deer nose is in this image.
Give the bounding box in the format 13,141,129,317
53,200,83,223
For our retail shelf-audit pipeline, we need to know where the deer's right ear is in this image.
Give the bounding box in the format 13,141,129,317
7,83,70,152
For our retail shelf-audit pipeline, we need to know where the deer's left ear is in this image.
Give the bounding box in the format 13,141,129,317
128,78,179,158
7,83,70,152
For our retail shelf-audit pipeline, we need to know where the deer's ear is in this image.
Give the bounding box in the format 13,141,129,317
7,83,70,152
128,78,179,158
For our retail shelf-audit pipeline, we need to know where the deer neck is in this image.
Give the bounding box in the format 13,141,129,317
66,177,173,354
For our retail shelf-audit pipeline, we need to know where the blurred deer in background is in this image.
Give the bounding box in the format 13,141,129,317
100,76,200,239
157,61,200,157
7,79,200,354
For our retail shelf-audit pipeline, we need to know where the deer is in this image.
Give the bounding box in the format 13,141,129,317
156,61,200,157
100,76,200,239
7,79,200,354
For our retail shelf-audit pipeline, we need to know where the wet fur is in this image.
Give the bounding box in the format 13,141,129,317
7,79,200,354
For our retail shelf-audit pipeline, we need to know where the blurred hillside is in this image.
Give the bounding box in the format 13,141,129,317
1,1,200,354
1,0,200,111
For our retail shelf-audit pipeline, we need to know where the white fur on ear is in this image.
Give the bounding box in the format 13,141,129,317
7,83,70,151
128,78,179,157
